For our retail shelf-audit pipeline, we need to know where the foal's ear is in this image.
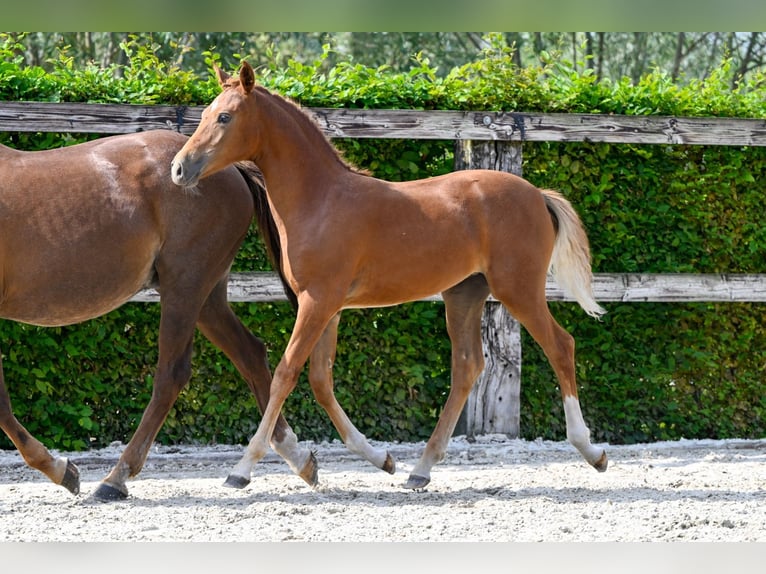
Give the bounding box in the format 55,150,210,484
213,64,231,89
239,61,256,94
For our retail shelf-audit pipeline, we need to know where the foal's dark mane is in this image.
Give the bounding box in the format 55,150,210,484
254,85,371,176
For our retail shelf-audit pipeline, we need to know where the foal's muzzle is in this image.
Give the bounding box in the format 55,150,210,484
170,155,202,187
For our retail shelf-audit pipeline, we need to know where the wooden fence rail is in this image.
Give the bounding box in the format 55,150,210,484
3,100,766,145
3,101,765,438
128,272,766,304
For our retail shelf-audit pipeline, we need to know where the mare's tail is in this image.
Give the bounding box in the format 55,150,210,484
234,161,298,310
541,189,605,319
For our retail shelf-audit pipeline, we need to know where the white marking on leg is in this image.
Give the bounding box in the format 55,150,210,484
343,427,390,469
270,427,313,476
230,427,270,480
410,438,447,481
563,395,604,464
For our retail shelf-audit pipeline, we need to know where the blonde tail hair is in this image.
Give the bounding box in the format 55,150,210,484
541,189,605,319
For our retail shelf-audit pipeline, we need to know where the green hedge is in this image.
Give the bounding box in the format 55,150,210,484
1,34,764,451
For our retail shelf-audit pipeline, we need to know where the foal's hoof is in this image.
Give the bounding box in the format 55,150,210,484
223,474,251,489
60,459,81,495
92,482,129,502
592,450,608,473
381,453,396,475
403,474,430,490
299,449,319,487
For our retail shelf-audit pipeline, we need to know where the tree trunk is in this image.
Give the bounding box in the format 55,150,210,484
672,32,686,81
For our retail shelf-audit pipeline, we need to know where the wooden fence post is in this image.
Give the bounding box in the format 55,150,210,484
453,140,523,438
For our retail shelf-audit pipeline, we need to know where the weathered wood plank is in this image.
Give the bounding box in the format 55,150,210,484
464,301,522,437
556,273,766,303
3,101,766,146
460,112,766,146
128,272,289,303
313,108,766,146
0,101,198,134
128,272,766,304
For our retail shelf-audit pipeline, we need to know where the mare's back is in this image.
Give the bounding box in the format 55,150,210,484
0,130,254,326
0,130,186,211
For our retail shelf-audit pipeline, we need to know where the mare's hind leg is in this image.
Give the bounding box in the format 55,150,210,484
492,280,607,472
0,352,80,494
92,300,200,501
195,279,318,487
405,274,490,489
307,312,395,474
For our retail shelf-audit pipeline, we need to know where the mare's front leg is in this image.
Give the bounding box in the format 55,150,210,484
0,352,80,494
92,306,198,501
308,312,394,473
225,297,338,489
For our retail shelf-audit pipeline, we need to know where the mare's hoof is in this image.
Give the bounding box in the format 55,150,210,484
381,453,396,475
223,474,251,489
92,482,129,502
403,474,430,490
592,450,608,473
60,459,81,495
299,449,319,487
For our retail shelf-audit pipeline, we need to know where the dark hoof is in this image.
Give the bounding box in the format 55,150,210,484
592,450,608,473
92,482,129,502
403,474,430,490
381,453,396,475
60,459,81,495
299,449,319,487
223,474,251,489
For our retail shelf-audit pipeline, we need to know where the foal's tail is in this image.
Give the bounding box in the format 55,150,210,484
541,189,605,319
234,161,299,310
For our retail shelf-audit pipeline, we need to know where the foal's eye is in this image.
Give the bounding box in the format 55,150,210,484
217,113,232,124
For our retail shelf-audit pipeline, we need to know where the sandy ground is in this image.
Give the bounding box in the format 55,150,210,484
1,435,765,542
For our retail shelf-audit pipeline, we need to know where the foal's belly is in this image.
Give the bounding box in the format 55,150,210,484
343,265,479,309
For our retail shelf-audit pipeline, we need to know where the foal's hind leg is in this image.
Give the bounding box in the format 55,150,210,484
493,284,607,472
308,312,395,474
405,275,490,489
195,280,318,486
0,352,80,494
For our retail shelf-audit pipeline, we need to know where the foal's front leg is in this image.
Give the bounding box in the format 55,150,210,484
196,281,318,487
225,298,338,488
308,312,395,473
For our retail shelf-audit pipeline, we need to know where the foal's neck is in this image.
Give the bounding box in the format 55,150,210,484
257,88,351,185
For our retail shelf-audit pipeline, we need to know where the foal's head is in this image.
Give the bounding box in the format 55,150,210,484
171,61,261,187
